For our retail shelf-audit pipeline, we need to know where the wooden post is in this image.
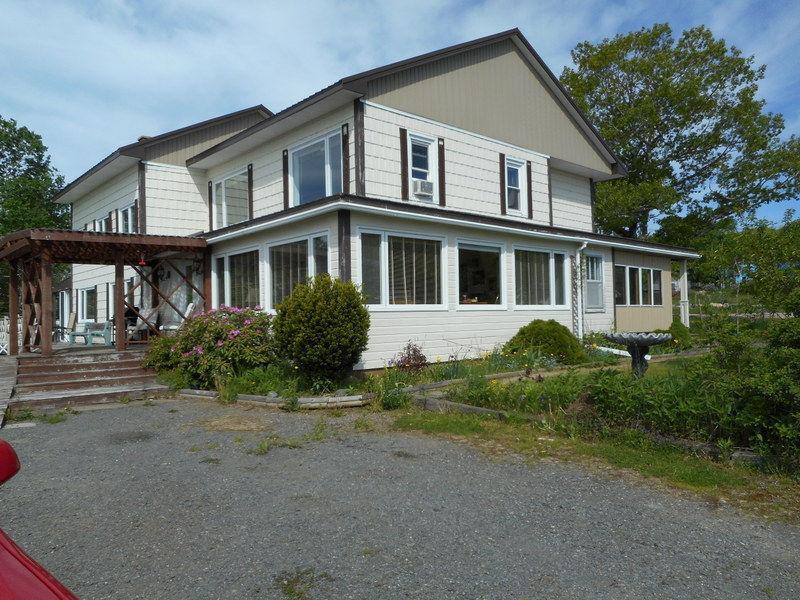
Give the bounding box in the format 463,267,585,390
202,249,212,312
40,251,53,357
21,262,31,353
115,258,126,351
679,259,690,327
8,260,19,356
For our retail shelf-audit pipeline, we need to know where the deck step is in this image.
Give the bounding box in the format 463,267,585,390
16,357,146,375
16,350,146,368
9,383,170,411
13,373,157,394
16,366,153,384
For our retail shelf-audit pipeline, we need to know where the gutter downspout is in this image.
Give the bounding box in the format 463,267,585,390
575,241,588,339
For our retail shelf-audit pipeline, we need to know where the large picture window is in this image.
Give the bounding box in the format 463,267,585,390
514,248,567,307
585,255,604,310
459,244,501,305
229,250,260,308
213,170,249,229
269,235,329,307
359,232,443,307
291,131,342,206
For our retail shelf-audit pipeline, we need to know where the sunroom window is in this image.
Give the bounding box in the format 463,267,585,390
514,249,567,307
269,235,329,307
292,131,342,206
229,250,260,308
459,244,501,305
653,269,663,305
213,170,249,230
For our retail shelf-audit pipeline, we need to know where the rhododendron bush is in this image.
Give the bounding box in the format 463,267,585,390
143,305,274,389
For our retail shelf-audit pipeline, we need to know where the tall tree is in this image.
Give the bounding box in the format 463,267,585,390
561,24,800,240
0,115,69,313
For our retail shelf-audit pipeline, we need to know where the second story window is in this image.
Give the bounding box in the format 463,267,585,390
408,133,437,202
118,204,138,234
291,131,342,206
505,157,525,215
213,170,249,229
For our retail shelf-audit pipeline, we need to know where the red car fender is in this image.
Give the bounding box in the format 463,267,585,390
0,529,79,599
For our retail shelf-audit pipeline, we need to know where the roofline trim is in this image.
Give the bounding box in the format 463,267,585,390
204,195,699,259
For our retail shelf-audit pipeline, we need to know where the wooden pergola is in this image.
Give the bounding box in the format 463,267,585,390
0,229,210,357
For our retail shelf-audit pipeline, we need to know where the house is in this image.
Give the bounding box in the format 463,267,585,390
49,29,698,368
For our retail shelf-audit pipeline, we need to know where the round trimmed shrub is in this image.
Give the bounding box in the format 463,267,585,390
504,319,587,365
654,318,693,351
143,306,274,389
273,274,370,380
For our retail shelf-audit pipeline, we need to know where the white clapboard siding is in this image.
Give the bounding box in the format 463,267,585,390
145,163,208,235
550,169,593,232
582,246,615,334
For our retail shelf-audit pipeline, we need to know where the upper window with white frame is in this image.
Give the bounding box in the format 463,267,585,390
584,255,604,310
614,265,664,306
269,234,329,307
213,169,249,229
118,204,138,234
408,132,437,202
360,231,443,308
93,217,109,232
291,131,342,206
514,248,567,307
505,157,525,215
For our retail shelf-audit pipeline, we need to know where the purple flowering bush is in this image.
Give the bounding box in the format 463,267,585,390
143,305,274,389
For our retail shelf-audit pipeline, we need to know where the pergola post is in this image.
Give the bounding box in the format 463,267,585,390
40,250,53,357
679,259,690,327
115,257,126,351
8,260,19,356
21,262,31,353
202,249,212,312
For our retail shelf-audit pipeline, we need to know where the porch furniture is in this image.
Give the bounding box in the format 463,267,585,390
128,307,158,342
159,302,195,335
67,321,113,346
53,311,77,343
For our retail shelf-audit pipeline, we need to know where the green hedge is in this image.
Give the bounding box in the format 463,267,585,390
504,319,588,365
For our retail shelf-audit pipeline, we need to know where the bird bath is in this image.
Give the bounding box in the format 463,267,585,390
604,332,673,378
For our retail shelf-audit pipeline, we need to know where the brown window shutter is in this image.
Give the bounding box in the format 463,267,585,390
247,163,254,219
207,181,213,231
499,153,507,215
438,138,446,206
341,123,350,194
526,161,533,219
282,150,289,210
399,128,409,200
83,223,88,231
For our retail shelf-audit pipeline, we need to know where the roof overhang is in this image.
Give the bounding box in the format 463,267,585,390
54,152,141,205
187,88,361,170
204,194,699,260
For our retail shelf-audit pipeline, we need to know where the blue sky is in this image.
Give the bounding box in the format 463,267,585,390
1,0,798,223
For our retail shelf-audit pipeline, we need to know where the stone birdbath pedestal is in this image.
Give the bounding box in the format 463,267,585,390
603,332,673,378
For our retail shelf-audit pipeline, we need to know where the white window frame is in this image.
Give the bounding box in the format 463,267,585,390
288,130,343,207
615,265,663,307
511,244,570,310
264,231,331,311
456,239,507,311
504,156,526,216
118,204,137,234
407,131,438,204
356,227,447,312
212,167,249,230
77,287,97,323
584,254,604,312
212,244,263,310
93,217,108,232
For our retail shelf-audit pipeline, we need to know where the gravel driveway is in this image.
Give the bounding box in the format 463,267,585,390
1,399,798,599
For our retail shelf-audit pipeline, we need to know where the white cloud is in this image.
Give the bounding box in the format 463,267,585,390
1,0,798,186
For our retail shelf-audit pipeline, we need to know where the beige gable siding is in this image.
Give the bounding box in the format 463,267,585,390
144,112,265,165
364,102,550,224
366,39,611,175
550,169,593,232
145,163,208,236
205,105,354,223
614,250,673,331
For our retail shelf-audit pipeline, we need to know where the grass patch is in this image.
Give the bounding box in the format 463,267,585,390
353,416,373,432
392,410,800,523
250,435,304,455
273,567,332,600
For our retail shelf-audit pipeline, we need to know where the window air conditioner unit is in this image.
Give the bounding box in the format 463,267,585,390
412,179,434,197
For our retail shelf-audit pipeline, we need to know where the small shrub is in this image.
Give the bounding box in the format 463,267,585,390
654,318,693,352
391,341,428,372
273,274,370,380
504,319,588,365
143,306,274,389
